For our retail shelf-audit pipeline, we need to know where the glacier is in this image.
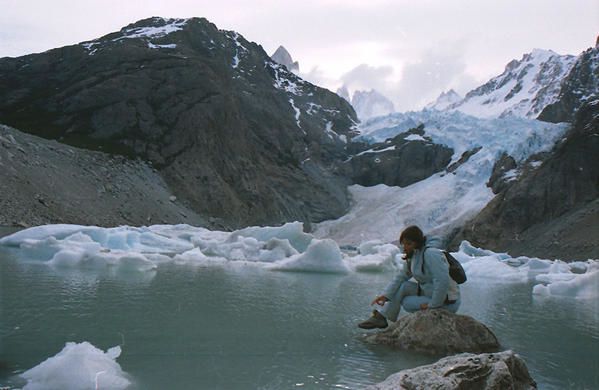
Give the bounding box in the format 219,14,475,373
314,110,568,244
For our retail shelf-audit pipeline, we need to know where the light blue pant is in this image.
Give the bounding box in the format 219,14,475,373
379,281,460,322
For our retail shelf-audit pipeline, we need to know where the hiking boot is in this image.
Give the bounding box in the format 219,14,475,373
358,310,388,329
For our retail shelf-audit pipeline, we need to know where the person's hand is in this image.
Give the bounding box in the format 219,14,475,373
420,303,429,310
371,295,388,306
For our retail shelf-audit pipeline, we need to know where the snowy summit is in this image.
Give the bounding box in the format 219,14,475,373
445,49,576,118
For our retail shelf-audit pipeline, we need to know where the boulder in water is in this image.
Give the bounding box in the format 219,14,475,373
364,309,500,355
366,350,537,390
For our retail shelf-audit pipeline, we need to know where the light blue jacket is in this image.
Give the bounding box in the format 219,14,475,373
382,236,460,308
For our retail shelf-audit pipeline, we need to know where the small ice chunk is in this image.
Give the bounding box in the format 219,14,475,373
21,342,130,390
229,222,313,252
173,247,227,265
259,238,299,262
348,241,400,272
269,239,349,273
533,269,599,299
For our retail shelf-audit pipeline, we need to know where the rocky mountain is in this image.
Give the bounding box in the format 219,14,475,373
0,17,358,229
425,89,461,111
337,124,453,187
270,45,299,73
539,42,599,123
448,42,599,260
451,99,599,260
447,49,576,119
351,89,395,120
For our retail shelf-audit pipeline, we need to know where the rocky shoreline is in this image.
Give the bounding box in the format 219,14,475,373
0,124,211,229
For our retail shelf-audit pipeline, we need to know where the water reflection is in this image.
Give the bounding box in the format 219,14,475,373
1,254,598,389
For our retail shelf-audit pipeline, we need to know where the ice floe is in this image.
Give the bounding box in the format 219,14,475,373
1,223,597,299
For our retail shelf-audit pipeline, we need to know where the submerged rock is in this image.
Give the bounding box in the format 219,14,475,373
364,310,500,355
367,350,537,390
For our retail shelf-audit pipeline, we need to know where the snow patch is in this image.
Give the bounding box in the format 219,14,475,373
268,61,304,95
148,42,177,49
119,18,187,40
289,98,304,131
404,134,426,141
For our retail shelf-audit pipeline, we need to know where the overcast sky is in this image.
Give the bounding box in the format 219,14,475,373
1,0,597,110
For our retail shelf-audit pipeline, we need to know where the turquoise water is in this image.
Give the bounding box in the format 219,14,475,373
0,248,598,389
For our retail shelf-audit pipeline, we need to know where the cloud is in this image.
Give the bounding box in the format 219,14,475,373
336,42,480,112
392,44,478,111
339,64,395,94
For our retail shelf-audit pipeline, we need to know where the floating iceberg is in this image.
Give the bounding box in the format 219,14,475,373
20,342,130,390
269,239,349,274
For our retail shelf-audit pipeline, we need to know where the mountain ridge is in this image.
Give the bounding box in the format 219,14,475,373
0,16,358,229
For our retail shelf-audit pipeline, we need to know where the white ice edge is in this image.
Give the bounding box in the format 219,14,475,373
2,223,597,299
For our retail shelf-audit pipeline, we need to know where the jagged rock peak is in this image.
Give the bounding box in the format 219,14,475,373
351,89,395,120
426,89,462,110
271,45,299,73
336,85,351,102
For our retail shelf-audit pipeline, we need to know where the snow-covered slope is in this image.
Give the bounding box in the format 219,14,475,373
446,49,576,119
314,110,568,244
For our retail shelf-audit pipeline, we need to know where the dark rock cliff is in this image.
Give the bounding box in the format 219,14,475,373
0,17,358,228
337,125,453,187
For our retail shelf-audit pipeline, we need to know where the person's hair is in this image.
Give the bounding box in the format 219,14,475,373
399,225,425,248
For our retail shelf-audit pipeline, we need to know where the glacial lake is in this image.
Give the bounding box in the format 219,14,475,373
0,247,597,389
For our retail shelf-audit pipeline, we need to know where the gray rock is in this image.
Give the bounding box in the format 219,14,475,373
338,126,453,187
364,310,500,355
486,152,517,194
366,350,537,390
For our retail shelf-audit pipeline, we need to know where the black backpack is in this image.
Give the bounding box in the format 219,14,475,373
422,248,467,284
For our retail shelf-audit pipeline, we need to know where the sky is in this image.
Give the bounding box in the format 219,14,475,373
0,0,597,111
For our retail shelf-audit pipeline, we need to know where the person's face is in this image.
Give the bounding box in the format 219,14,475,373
401,239,417,257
